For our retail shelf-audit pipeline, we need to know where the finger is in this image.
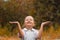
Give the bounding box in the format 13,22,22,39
9,21,16,23
43,21,51,24
46,21,52,25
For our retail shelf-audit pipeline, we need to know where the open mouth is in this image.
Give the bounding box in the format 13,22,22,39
27,22,32,25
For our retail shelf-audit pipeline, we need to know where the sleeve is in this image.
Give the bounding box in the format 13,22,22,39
17,29,25,38
34,30,39,39
35,30,42,39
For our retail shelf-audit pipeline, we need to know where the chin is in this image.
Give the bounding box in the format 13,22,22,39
27,25,32,27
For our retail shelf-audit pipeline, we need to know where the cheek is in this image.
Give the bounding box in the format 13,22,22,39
32,22,35,26
24,22,27,24
25,21,28,24
24,21,28,26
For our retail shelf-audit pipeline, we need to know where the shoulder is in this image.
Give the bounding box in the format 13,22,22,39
22,28,27,31
22,28,28,33
32,28,38,31
32,28,38,33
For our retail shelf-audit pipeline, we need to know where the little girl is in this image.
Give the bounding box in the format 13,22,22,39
9,16,51,40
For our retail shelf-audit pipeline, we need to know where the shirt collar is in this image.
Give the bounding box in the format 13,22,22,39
24,28,34,31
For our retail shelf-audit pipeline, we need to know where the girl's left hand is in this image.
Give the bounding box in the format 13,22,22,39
41,21,52,26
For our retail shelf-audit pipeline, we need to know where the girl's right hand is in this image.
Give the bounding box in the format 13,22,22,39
9,21,19,24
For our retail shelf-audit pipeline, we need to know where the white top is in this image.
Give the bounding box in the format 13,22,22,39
21,28,38,40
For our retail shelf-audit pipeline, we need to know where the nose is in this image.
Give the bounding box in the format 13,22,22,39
27,20,31,23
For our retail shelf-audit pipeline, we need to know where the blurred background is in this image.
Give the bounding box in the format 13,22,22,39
0,0,60,40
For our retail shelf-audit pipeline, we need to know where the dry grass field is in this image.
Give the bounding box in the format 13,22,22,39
0,26,60,40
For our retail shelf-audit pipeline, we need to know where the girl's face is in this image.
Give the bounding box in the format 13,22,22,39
24,16,35,29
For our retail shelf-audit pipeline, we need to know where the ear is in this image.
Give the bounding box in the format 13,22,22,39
33,22,35,27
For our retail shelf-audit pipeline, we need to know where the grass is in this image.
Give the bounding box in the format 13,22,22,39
0,36,20,40
42,26,60,40
0,26,60,40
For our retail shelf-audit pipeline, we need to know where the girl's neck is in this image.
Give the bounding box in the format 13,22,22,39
25,27,33,30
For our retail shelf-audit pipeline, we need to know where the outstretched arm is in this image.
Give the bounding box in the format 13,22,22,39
38,21,51,39
9,21,24,37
